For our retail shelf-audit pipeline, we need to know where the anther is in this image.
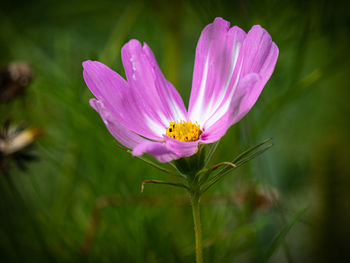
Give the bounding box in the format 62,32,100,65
165,121,202,142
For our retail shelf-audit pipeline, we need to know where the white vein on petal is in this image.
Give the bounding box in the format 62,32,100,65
158,112,170,126
144,115,165,137
211,42,240,115
190,37,242,127
203,40,241,128
204,58,243,129
170,101,186,121
189,56,209,125
130,56,137,80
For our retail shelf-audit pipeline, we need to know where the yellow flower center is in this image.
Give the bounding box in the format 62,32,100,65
166,121,202,142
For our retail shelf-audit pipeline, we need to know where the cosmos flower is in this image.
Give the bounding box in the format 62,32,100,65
83,17,278,163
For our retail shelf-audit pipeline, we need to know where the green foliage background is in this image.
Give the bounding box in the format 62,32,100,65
1,0,350,262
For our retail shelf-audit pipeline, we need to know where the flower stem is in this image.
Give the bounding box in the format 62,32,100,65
191,193,203,263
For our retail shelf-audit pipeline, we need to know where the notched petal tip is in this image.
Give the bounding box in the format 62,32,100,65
229,25,247,35
89,98,99,110
82,60,96,69
198,17,231,41
82,61,112,77
250,24,263,30
213,17,230,28
82,60,90,66
121,39,142,54
248,24,273,43
121,39,154,66
252,26,271,39
272,41,279,56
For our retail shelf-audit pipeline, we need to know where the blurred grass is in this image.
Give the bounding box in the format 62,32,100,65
1,0,350,262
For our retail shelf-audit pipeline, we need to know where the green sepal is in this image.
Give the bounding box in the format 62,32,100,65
200,142,273,193
204,140,220,167
172,145,206,178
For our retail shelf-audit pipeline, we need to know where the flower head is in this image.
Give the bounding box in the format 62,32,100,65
83,17,278,162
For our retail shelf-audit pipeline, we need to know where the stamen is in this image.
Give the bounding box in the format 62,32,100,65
166,121,202,142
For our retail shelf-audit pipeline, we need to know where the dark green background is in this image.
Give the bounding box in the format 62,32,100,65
1,0,350,262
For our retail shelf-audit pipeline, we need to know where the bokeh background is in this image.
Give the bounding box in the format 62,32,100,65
1,0,350,262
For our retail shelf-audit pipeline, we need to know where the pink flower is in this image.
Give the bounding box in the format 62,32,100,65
83,17,278,163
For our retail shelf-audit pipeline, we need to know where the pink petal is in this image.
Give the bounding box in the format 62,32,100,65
230,25,279,124
132,140,179,163
188,17,246,127
199,112,231,143
121,40,187,127
197,23,278,143
132,135,200,162
83,60,164,140
201,73,260,143
90,99,147,149
163,135,200,157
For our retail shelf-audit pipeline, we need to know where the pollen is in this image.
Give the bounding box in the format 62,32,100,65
166,121,202,142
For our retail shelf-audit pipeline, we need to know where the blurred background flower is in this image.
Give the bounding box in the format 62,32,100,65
0,0,349,262
0,120,41,173
0,62,33,103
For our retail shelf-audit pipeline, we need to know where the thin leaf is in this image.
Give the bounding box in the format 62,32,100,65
136,155,175,174
198,162,236,185
218,143,274,181
262,206,308,263
232,138,272,163
141,180,189,193
167,161,188,179
204,140,220,167
210,161,237,170
234,144,273,167
113,140,176,175
200,144,273,193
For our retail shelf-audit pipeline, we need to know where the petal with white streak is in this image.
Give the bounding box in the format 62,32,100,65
200,24,279,143
122,40,187,128
90,99,147,148
84,60,170,140
188,17,246,127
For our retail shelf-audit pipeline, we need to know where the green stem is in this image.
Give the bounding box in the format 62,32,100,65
191,193,203,263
